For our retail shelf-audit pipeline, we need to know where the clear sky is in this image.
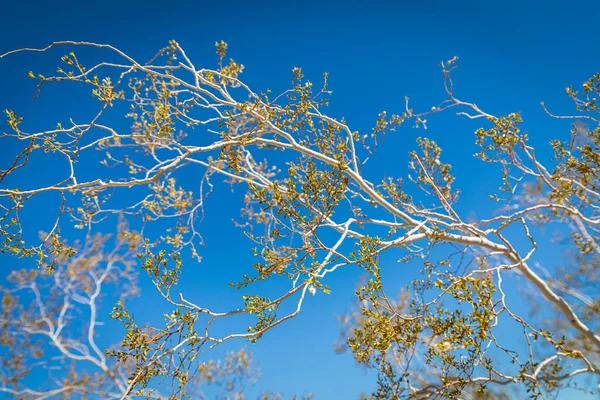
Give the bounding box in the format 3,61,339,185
1,0,599,398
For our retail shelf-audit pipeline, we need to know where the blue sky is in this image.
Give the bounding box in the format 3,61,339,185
1,0,599,398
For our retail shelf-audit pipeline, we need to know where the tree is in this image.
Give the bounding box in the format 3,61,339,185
0,223,273,399
0,40,599,398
